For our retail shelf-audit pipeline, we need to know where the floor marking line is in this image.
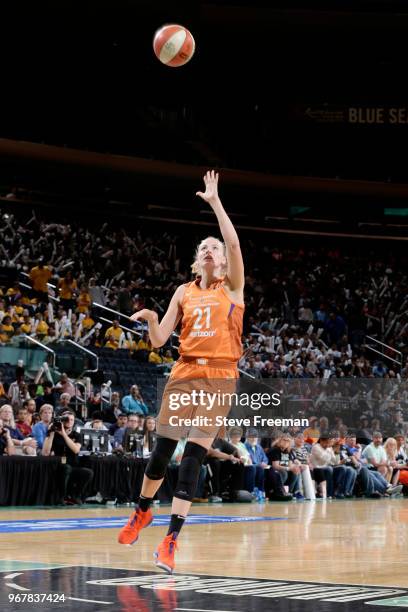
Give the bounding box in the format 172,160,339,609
67,597,113,604
175,609,239,612
4,572,23,579
5,582,30,591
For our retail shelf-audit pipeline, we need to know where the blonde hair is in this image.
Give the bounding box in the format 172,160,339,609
191,236,227,276
384,437,397,460
0,404,15,428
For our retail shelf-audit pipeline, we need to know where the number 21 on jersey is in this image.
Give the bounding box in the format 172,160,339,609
192,306,211,329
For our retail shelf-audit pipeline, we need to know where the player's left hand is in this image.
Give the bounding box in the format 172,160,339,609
196,170,220,206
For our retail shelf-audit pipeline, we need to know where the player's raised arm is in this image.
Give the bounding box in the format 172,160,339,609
130,284,185,348
196,170,244,293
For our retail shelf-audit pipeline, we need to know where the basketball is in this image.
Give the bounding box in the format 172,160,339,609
153,24,195,67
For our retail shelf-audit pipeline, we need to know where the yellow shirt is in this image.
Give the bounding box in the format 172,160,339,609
0,324,14,342
20,322,32,334
82,316,95,331
105,326,122,350
149,351,163,364
30,266,52,292
136,339,151,351
77,292,91,313
36,321,49,335
58,278,77,300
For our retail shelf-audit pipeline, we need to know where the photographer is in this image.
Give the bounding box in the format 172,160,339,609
42,410,93,505
0,417,15,456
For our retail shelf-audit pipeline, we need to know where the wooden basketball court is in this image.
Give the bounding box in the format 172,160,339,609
0,499,407,611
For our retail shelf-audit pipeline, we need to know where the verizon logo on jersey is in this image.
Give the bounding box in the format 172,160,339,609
190,330,216,337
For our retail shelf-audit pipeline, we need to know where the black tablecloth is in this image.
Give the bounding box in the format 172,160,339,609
0,455,174,506
0,456,63,506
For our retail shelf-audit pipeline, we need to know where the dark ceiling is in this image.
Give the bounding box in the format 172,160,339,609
0,0,408,220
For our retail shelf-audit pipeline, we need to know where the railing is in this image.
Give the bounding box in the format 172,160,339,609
364,335,403,367
64,339,99,374
21,334,56,368
93,301,179,340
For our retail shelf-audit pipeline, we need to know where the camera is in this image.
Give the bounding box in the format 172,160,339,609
50,415,70,432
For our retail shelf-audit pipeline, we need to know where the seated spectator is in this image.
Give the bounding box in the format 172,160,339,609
206,438,244,502
22,398,37,428
395,434,408,466
0,404,37,455
0,417,15,455
55,373,77,399
269,433,303,499
148,348,163,364
142,416,156,458
104,319,122,349
303,416,320,444
84,411,109,430
244,428,269,497
108,413,128,436
55,392,72,416
15,405,32,437
292,432,315,499
332,437,358,497
383,437,400,484
362,432,390,479
35,381,57,411
345,433,401,498
31,404,54,450
42,410,93,505
356,416,372,446
114,414,141,450
310,433,348,499
121,385,148,416
228,426,261,494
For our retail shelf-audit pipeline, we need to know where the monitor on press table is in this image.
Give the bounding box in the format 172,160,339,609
79,428,110,454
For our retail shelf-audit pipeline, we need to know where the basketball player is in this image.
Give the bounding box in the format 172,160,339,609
118,170,244,573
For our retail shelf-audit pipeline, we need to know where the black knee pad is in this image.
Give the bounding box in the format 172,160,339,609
174,442,208,502
145,436,178,480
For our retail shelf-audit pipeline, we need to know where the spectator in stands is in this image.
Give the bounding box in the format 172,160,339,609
395,434,408,465
292,432,315,499
121,385,148,416
104,319,123,350
345,433,401,498
55,392,72,416
310,433,347,499
84,411,109,431
356,416,372,446
244,428,268,496
269,433,303,499
7,367,26,407
55,373,76,399
362,432,390,479
108,413,128,436
206,439,243,502
383,437,400,484
15,406,32,437
29,259,52,305
35,381,57,410
0,417,15,455
58,270,77,311
0,315,14,343
332,438,357,497
34,313,49,339
142,416,156,458
31,404,54,450
76,285,92,314
23,398,37,428
0,404,37,454
148,347,163,364
113,413,141,450
42,409,93,505
303,416,320,444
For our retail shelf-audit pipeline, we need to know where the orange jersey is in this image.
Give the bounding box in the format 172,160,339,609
178,278,244,362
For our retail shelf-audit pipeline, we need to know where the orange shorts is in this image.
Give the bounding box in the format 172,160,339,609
156,359,238,441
